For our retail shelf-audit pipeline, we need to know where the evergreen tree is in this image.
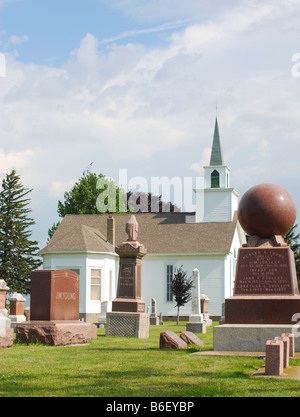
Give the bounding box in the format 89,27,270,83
285,224,300,286
0,170,42,294
171,266,193,325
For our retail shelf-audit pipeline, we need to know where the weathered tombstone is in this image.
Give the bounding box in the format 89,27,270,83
186,269,206,333
214,184,300,352
8,293,26,330
98,301,109,328
180,331,204,347
159,312,164,325
0,280,13,349
201,294,212,326
16,270,97,346
150,297,159,325
282,332,295,357
275,335,290,368
106,215,149,338
265,339,284,376
159,331,187,349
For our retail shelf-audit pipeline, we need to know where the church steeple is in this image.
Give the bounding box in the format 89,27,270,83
210,118,223,166
194,116,239,223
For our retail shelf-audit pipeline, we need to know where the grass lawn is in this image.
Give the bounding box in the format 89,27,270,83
0,321,299,397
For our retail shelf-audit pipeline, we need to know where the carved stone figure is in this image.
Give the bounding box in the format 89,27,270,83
126,214,138,241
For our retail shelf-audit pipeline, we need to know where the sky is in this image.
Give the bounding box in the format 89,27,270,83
1,0,300,248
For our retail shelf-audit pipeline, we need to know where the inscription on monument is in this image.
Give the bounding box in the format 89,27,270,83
118,262,135,298
234,249,293,295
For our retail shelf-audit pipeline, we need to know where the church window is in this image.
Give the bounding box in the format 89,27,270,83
211,170,220,188
166,265,174,302
90,269,102,301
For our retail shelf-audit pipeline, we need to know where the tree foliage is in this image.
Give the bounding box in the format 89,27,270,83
285,224,300,286
0,170,42,294
49,170,181,240
170,266,193,325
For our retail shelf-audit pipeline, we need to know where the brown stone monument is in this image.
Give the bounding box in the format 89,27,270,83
214,184,300,352
106,215,149,338
16,270,97,346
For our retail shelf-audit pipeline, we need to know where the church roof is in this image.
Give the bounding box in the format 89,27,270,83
40,212,239,255
209,118,224,166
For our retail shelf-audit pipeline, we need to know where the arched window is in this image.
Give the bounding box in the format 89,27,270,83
211,170,220,188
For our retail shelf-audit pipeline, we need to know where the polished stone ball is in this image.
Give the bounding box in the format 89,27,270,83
237,184,297,238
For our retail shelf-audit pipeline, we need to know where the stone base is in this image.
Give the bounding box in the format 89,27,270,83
9,315,26,331
112,298,145,313
150,316,159,325
16,321,97,346
186,322,206,334
213,324,300,352
106,312,149,338
225,296,300,324
0,328,14,349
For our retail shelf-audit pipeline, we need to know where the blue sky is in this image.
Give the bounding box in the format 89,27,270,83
1,0,300,246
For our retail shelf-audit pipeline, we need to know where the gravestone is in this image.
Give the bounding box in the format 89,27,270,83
201,294,212,326
98,301,109,328
106,215,149,338
180,331,204,347
214,184,300,352
0,280,13,349
16,270,97,346
150,297,159,325
159,331,187,349
186,269,206,333
8,293,26,330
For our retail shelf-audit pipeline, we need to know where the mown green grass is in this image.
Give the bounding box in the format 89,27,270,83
0,322,299,397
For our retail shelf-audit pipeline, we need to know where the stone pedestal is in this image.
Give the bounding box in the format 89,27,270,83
16,321,97,346
106,312,149,338
107,215,149,338
224,246,300,325
216,238,300,352
0,280,13,349
16,270,96,346
186,269,206,333
8,293,26,330
213,324,300,352
186,322,206,333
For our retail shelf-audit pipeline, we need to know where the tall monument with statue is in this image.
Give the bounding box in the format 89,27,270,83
106,215,149,338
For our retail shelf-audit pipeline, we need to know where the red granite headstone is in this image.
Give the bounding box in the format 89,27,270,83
30,270,80,321
16,270,97,346
224,184,300,325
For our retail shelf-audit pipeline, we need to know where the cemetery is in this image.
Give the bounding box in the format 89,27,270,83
1,180,300,398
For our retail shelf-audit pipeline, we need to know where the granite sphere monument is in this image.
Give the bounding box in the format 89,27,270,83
237,183,296,238
214,183,300,352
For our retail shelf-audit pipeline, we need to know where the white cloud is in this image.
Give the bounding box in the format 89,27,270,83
5,34,28,48
49,179,77,199
2,0,300,242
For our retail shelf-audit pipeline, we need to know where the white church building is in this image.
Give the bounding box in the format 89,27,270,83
40,119,247,323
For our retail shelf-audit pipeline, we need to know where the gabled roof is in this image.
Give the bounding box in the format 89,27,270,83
40,212,241,255
210,118,224,166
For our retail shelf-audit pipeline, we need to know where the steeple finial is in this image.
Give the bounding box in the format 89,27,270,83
209,117,224,166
